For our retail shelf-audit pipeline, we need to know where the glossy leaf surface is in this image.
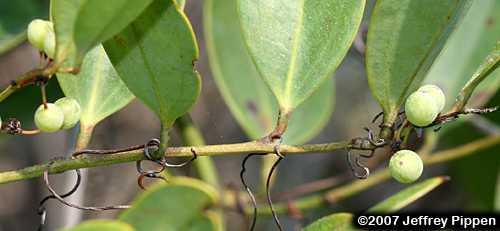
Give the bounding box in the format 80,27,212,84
51,0,153,67
104,0,200,127
57,45,134,126
238,0,364,111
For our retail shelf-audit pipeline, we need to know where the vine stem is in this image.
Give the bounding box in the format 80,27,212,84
0,140,351,184
252,135,500,216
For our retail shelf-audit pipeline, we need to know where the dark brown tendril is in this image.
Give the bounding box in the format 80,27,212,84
346,149,370,179
136,139,197,190
266,146,284,231
72,144,145,158
240,153,267,231
38,162,130,231
38,167,81,231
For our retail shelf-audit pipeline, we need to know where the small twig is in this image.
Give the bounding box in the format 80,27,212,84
426,106,498,128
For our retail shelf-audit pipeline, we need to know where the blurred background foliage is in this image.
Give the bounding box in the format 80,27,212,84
0,0,498,230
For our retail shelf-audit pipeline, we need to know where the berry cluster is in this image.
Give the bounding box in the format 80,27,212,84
34,98,81,133
27,19,55,58
387,85,445,184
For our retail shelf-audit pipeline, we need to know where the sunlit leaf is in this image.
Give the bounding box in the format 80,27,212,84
61,220,135,231
57,45,134,126
366,0,471,125
302,213,357,231
120,177,218,231
238,0,364,111
104,0,200,127
51,0,153,67
368,176,448,213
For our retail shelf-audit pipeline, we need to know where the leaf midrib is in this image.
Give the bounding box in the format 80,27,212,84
283,0,305,109
130,23,169,124
83,47,105,124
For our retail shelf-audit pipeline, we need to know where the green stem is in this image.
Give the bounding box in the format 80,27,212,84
76,124,94,150
254,135,500,215
156,124,170,160
176,115,220,188
0,140,351,184
452,42,499,111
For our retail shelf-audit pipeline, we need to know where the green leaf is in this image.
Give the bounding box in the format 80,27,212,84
237,0,364,111
51,0,154,67
120,177,218,231
302,213,358,231
61,220,135,231
366,0,471,125
104,0,200,127
57,45,134,126
368,176,448,213
425,0,500,109
0,0,48,54
204,0,334,144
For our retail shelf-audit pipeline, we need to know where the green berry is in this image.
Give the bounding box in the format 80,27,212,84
389,150,423,184
34,103,64,133
418,85,445,111
405,91,439,127
43,31,56,59
27,19,53,50
55,97,81,129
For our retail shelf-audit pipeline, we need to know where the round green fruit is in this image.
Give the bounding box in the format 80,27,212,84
405,91,439,127
27,19,53,50
389,150,423,184
34,103,64,133
55,97,81,129
43,31,56,59
418,84,445,111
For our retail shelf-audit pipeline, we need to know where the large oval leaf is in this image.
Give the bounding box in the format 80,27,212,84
204,0,334,144
57,45,134,126
425,0,500,109
368,176,448,213
238,0,364,111
366,0,471,125
61,220,135,231
104,0,200,127
119,177,218,231
51,0,154,67
302,213,357,231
